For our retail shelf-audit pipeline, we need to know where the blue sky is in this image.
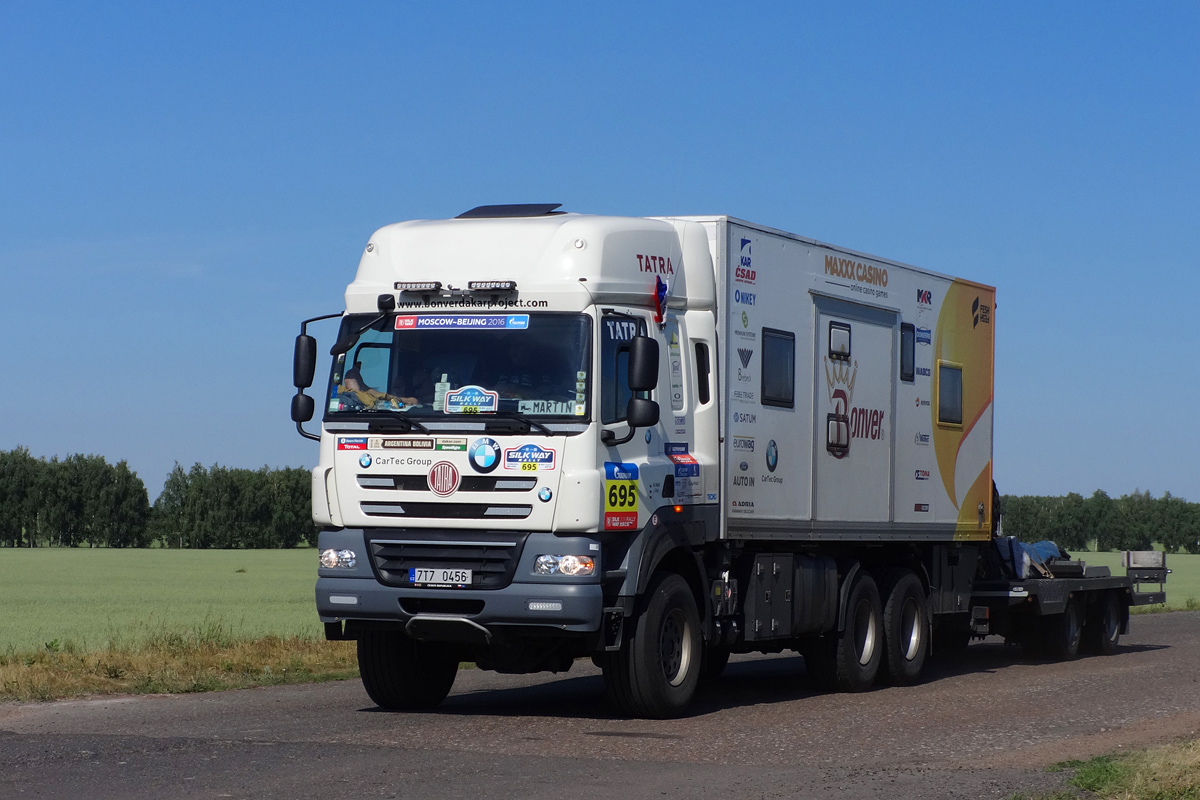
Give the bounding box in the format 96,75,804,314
1,2,1197,501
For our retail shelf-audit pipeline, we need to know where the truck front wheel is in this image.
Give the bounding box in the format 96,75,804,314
357,630,459,710
602,572,702,718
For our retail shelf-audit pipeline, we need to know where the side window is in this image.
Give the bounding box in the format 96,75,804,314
937,361,963,425
694,342,711,405
828,321,851,361
761,328,795,409
600,315,647,424
900,323,915,383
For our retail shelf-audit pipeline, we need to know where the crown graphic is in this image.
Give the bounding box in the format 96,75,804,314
824,357,857,406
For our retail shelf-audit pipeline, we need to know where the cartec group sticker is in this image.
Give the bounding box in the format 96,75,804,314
395,314,529,330
444,385,499,414
603,462,639,530
504,444,556,471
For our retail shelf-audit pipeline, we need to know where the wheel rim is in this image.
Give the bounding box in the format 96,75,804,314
901,596,922,661
1066,605,1081,649
854,599,877,666
660,608,693,686
1104,600,1119,642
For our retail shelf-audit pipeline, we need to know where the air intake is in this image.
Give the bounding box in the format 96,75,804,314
456,204,563,219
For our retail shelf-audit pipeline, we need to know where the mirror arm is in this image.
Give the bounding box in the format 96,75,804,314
295,415,320,442
601,427,636,447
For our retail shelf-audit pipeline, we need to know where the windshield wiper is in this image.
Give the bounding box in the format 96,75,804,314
366,411,430,434
486,411,555,436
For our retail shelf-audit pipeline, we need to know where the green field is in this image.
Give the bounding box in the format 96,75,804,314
0,549,321,654
0,548,1195,656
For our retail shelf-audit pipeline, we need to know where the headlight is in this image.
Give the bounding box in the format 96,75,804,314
320,549,357,569
533,554,595,576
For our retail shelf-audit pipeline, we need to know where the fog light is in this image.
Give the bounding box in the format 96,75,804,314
528,600,563,612
532,555,595,576
320,549,357,569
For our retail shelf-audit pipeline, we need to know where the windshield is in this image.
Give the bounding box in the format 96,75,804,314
325,313,591,419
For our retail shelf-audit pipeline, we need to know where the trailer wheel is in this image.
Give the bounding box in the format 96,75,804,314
602,572,701,718
805,571,882,692
357,631,459,710
879,570,928,685
1083,592,1121,655
1041,598,1084,661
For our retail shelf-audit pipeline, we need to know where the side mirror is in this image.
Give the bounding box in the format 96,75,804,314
625,396,659,428
628,335,659,391
293,334,317,389
291,393,315,423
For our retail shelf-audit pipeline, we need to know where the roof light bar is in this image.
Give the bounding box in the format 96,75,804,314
394,281,442,292
467,281,517,291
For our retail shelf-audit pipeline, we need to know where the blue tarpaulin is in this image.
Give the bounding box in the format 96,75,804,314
994,537,1068,579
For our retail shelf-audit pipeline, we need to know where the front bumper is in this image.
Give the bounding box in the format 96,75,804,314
314,528,605,634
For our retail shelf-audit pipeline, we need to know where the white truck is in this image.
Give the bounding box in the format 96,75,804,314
290,205,1167,717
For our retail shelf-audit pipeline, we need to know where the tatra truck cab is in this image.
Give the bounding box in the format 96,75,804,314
291,204,1167,718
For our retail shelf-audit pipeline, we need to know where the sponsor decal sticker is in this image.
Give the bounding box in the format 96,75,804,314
395,314,529,330
765,440,778,473
603,462,639,530
735,238,756,284
734,412,756,424
914,431,931,446
914,469,931,481
917,289,933,305
732,436,755,452
358,453,372,468
445,385,499,414
707,493,718,502
734,289,756,306
637,254,674,275
375,438,433,450
915,366,931,377
467,438,501,473
739,461,749,471
435,438,467,451
503,444,557,471
972,296,991,327
737,348,753,369
337,437,368,451
914,503,930,512
916,327,932,345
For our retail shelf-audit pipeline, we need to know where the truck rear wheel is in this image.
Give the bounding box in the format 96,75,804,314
602,572,701,718
1041,598,1083,661
357,631,459,710
1083,592,1121,655
879,569,928,685
805,571,883,692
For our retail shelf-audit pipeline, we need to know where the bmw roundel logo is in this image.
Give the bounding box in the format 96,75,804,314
468,437,501,473
359,453,372,468
766,440,778,473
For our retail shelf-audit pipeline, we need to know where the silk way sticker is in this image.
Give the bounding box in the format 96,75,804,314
444,385,499,414
503,444,557,471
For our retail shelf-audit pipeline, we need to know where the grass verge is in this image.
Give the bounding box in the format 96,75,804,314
1014,738,1200,799
0,623,358,702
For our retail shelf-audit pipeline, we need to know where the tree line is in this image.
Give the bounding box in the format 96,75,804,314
0,447,316,548
1000,490,1200,554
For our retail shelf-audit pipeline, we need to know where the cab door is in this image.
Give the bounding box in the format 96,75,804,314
813,298,896,523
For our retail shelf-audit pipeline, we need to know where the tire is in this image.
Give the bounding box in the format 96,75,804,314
805,571,883,692
356,631,459,710
879,569,929,686
1083,592,1121,655
602,572,702,718
1041,598,1084,661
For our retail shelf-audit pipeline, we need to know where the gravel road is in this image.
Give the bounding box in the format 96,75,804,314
2,611,1197,800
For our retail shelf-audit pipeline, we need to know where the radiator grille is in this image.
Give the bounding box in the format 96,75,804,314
367,531,527,589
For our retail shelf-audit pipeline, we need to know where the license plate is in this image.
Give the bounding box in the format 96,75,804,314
408,567,472,586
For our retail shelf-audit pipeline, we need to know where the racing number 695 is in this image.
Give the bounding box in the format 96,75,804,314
608,483,635,508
